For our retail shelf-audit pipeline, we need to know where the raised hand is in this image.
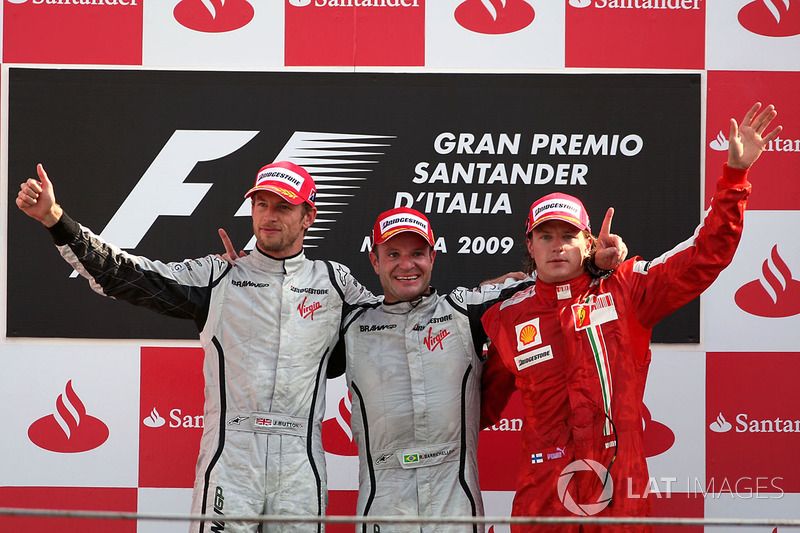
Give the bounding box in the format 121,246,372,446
217,228,246,266
728,102,782,170
16,164,62,227
593,207,627,271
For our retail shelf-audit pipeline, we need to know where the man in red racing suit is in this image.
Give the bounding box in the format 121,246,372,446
480,103,781,532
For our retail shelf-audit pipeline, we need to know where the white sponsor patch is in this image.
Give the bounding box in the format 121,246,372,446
515,317,542,351
514,345,553,371
533,199,583,220
556,284,572,300
573,293,618,331
380,213,430,235
591,293,618,326
397,443,458,469
256,168,305,192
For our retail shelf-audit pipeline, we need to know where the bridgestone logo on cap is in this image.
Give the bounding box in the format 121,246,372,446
380,214,429,234
257,169,305,191
534,200,582,218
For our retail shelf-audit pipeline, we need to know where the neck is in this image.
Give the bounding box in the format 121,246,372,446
383,286,432,304
255,244,303,260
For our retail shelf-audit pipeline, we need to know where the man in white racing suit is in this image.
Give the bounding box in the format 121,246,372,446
335,208,625,533
16,161,377,533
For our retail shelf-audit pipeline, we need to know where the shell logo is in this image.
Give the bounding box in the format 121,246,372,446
519,324,538,345
515,317,542,351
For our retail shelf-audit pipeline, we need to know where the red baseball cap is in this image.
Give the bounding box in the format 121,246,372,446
244,161,317,208
372,207,435,247
525,192,591,235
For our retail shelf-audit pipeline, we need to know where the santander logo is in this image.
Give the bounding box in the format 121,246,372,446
709,412,733,433
735,245,800,318
455,0,535,35
143,407,166,428
322,391,358,456
174,0,254,33
641,404,675,457
709,130,729,151
28,380,109,453
739,0,800,37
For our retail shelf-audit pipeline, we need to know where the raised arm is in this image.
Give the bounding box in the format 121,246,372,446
17,164,224,321
631,102,781,327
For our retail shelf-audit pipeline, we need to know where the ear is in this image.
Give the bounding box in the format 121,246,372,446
302,206,317,230
369,250,380,275
582,231,594,259
429,248,437,266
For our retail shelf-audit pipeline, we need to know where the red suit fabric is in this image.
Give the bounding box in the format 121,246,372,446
481,165,751,532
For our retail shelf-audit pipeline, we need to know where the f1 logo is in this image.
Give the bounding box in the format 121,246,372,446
98,130,259,249
77,128,390,274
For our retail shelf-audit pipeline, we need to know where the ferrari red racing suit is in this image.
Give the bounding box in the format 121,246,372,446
480,165,750,532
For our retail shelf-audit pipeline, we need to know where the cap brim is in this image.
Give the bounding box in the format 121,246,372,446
375,227,434,247
244,185,305,205
528,214,588,233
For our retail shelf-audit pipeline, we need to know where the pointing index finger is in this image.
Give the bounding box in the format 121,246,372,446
218,228,237,258
598,207,614,239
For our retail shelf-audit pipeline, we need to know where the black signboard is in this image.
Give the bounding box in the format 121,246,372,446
7,69,701,340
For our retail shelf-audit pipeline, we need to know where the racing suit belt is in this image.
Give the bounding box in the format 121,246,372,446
373,441,460,470
225,411,307,437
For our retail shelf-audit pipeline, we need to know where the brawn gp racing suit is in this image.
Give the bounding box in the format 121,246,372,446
48,212,377,533
480,165,751,533
340,281,529,533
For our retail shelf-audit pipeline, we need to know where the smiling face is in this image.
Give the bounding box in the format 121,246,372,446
526,220,591,284
370,232,436,304
251,190,316,258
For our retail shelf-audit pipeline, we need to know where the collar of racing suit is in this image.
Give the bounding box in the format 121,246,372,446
533,271,594,304
379,287,437,314
251,247,306,275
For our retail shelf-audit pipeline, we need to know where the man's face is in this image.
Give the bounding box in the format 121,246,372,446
251,190,316,258
370,232,436,304
526,220,591,284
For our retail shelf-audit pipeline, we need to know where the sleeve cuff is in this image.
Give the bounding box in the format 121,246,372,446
718,163,751,191
47,211,82,246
